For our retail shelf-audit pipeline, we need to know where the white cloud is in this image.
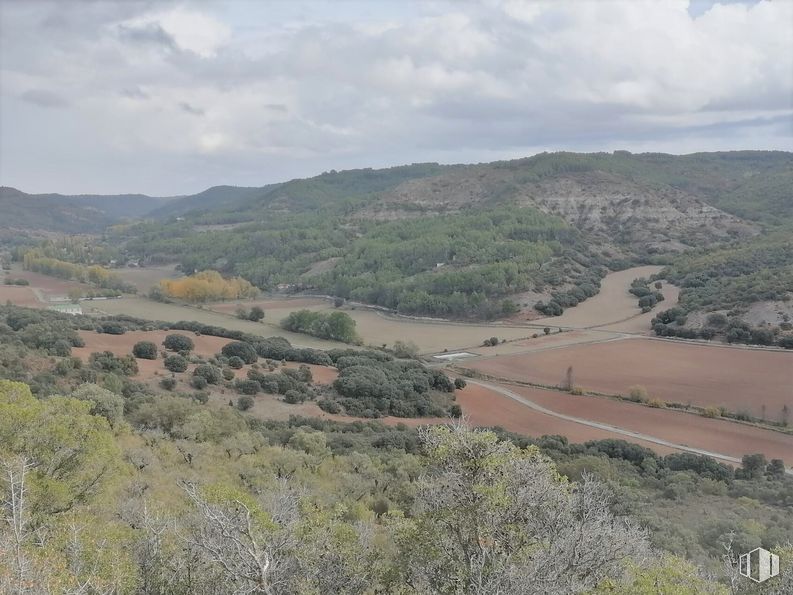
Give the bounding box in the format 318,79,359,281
0,0,790,194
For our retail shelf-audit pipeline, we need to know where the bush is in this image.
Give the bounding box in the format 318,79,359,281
235,379,260,395
190,375,208,390
89,351,138,376
193,364,222,385
284,389,305,404
164,354,188,373
248,306,265,321
222,368,235,381
627,385,649,403
132,340,158,360
454,378,467,390
159,377,177,390
221,341,258,364
227,356,245,369
163,334,194,352
237,395,255,411
98,323,125,335
318,398,342,414
449,404,462,418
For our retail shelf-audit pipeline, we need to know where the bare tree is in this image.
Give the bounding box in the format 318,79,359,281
1,457,35,595
178,480,301,595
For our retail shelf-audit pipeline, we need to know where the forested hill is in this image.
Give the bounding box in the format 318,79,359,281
6,151,792,322
0,186,170,233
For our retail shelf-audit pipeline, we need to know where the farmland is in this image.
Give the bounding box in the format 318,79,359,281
0,285,43,308
473,382,793,466
465,337,793,419
7,259,792,467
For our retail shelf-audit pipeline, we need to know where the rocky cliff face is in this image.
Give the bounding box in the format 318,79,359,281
358,165,757,254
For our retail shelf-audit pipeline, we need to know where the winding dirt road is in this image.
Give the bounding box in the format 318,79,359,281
463,378,792,475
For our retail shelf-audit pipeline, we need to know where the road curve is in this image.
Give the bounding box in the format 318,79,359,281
463,379,793,476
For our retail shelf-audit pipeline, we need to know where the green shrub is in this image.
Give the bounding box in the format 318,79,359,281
132,340,158,360
237,395,255,411
221,341,258,364
163,334,194,352
164,354,188,373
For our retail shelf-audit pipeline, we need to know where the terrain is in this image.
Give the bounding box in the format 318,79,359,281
1,151,793,591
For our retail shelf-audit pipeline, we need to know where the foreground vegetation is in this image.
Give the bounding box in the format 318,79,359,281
0,377,790,593
0,303,791,592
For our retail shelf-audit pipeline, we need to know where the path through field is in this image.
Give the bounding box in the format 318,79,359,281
462,379,793,473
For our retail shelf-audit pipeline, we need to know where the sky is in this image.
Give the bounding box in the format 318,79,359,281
0,0,791,196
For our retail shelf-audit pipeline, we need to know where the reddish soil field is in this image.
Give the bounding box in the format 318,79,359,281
502,384,793,466
0,286,43,308
74,330,233,358
455,383,679,455
8,271,91,297
468,338,793,418
72,330,339,387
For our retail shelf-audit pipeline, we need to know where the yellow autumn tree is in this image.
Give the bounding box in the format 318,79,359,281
159,270,258,303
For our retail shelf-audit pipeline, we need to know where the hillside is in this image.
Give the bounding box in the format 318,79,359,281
105,151,791,320
6,151,792,327
0,186,170,233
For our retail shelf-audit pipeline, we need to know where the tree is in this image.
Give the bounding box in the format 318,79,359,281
739,453,768,480
159,377,177,391
227,356,245,369
179,480,300,591
163,333,194,353
563,366,575,391
248,306,265,322
0,380,120,517
235,379,260,395
222,341,258,364
70,384,124,427
392,340,419,358
237,395,254,411
132,340,158,360
164,354,188,373
191,376,208,390
394,423,649,593
193,364,222,385
68,287,82,304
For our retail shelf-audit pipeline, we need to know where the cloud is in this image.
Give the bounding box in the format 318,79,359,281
0,0,790,194
116,22,175,48
20,89,69,108
178,102,205,116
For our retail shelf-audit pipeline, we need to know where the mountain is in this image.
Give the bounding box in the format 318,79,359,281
0,186,171,233
146,185,276,219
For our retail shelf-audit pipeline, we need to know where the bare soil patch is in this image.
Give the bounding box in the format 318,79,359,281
454,382,668,449
503,384,793,466
113,265,182,293
467,337,793,419
6,269,91,298
0,286,43,308
533,265,667,329
84,297,349,350
73,329,233,359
